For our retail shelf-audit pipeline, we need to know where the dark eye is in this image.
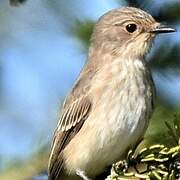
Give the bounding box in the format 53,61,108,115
126,24,137,33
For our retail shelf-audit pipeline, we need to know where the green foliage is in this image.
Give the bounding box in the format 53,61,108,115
145,104,180,146
121,0,150,9
155,3,180,23
165,115,180,145
72,19,94,51
149,43,180,72
0,148,48,180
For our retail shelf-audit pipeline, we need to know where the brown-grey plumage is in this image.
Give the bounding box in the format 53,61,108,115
48,7,175,180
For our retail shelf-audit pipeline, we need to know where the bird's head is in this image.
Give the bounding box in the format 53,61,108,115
91,7,175,59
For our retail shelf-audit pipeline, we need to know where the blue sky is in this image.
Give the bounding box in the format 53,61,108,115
0,0,179,169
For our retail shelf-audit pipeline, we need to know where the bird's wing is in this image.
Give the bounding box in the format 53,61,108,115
58,96,91,131
48,95,91,180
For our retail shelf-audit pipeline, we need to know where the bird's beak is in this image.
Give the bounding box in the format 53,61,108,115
150,25,176,34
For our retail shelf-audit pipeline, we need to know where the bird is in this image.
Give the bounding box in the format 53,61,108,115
48,7,175,180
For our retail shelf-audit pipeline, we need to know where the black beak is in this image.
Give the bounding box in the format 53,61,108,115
150,25,176,34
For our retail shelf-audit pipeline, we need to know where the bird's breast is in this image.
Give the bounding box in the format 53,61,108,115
88,58,154,157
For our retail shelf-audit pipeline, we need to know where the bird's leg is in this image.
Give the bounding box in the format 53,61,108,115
76,169,92,180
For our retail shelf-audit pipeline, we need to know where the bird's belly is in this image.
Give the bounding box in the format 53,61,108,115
90,92,151,163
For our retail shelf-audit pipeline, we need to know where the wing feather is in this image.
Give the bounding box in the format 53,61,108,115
58,97,91,132
48,96,91,180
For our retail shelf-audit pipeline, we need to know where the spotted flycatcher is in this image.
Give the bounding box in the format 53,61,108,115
48,7,175,180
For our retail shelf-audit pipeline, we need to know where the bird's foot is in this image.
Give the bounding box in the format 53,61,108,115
76,169,92,180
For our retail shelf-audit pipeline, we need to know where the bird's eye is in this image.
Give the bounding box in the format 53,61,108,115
126,24,137,33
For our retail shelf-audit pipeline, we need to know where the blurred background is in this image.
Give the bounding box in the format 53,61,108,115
0,0,179,179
